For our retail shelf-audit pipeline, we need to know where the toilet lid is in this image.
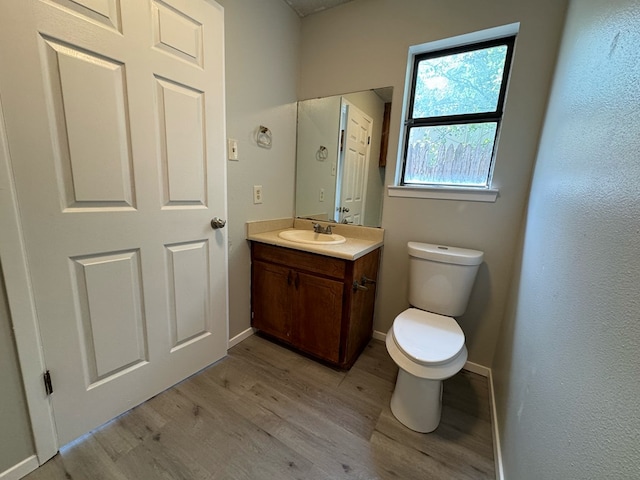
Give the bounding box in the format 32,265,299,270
392,309,465,366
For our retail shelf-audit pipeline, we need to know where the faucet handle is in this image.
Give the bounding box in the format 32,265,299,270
313,223,332,234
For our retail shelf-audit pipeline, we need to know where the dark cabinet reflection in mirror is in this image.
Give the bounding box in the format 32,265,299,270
295,87,392,227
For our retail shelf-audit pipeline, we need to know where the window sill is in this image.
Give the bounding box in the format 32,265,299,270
387,185,499,202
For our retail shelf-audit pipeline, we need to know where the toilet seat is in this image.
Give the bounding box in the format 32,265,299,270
392,308,465,365
386,308,468,380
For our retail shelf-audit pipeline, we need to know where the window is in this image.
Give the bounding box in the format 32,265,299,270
391,26,517,201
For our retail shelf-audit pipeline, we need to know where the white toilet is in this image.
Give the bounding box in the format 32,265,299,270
386,241,483,433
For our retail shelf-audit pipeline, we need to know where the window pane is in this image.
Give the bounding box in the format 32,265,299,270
412,45,508,118
404,123,497,186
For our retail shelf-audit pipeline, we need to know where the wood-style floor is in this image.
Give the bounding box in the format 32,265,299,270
25,335,495,480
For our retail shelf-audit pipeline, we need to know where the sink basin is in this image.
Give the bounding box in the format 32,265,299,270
278,229,346,245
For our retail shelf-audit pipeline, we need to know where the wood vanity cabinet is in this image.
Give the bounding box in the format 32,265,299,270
250,242,381,368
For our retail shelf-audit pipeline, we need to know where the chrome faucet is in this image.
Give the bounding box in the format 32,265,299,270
313,223,332,234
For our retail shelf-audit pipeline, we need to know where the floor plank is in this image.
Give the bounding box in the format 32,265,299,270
24,336,495,480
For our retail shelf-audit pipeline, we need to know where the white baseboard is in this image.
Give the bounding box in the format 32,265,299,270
372,329,387,342
463,360,491,377
461,362,504,479
228,327,256,349
0,455,39,480
487,369,504,480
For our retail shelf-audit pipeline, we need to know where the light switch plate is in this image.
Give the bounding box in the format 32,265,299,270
228,138,238,160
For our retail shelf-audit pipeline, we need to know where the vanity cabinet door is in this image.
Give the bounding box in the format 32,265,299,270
292,271,344,363
251,260,293,343
344,249,381,364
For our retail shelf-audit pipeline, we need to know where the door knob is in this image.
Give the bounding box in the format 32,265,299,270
210,217,226,229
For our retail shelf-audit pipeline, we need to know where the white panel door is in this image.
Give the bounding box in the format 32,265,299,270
337,100,372,225
0,0,227,445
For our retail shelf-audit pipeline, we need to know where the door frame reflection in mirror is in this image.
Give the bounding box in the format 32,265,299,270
295,87,392,228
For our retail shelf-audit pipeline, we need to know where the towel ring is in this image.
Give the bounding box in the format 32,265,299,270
316,145,328,161
257,125,272,148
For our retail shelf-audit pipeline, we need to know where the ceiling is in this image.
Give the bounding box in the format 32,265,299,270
283,0,354,17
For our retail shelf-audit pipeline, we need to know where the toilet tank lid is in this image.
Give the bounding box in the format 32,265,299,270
408,242,484,266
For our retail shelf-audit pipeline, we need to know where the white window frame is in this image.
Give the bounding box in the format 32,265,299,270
389,23,520,202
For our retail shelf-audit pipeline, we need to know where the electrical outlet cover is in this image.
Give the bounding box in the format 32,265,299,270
253,185,263,204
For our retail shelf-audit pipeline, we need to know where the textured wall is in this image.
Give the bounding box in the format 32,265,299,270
299,0,568,366
215,0,300,340
493,0,640,477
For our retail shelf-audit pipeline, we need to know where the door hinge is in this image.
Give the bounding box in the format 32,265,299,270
43,370,53,396
251,311,254,319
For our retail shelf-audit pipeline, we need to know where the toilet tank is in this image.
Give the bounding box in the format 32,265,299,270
408,242,484,317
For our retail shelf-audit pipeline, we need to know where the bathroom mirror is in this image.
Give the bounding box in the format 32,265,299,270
295,87,392,227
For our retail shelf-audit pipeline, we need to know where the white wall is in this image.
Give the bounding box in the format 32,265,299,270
215,0,300,340
493,0,640,478
299,0,568,366
0,264,34,473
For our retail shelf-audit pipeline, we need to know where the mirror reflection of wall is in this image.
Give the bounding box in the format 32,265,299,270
295,87,392,227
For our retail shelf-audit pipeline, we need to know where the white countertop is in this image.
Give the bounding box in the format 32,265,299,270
246,218,384,260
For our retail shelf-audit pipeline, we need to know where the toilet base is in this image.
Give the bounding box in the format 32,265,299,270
390,368,443,433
